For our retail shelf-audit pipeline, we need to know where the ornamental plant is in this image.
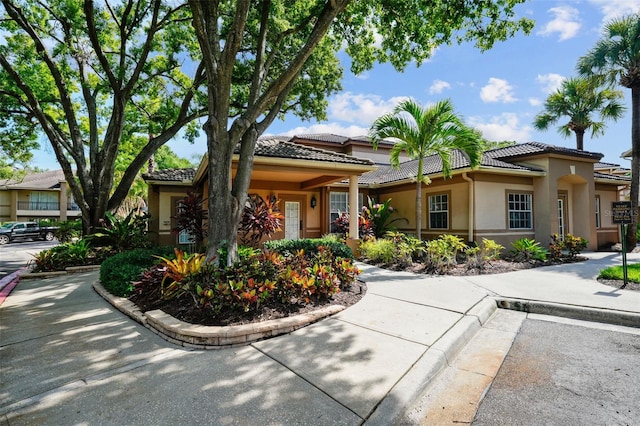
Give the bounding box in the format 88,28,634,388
425,234,468,273
362,197,408,238
510,238,548,262
239,194,284,247
172,191,208,248
154,248,206,300
332,212,375,239
549,233,588,260
465,238,504,269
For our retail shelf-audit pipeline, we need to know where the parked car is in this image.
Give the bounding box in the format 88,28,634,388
0,221,58,245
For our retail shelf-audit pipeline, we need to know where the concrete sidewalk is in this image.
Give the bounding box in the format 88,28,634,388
1,253,639,424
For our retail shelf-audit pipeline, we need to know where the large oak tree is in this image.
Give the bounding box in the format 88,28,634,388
0,0,207,234
188,0,534,264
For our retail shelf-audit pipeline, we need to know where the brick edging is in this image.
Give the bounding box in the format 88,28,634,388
93,281,345,349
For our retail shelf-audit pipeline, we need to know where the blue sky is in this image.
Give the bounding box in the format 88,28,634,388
32,0,640,170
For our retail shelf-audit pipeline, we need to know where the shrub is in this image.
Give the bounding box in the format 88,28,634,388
510,238,548,262
30,239,108,271
465,238,504,269
384,231,426,262
562,234,588,259
54,219,82,243
264,237,353,260
549,233,588,260
359,238,397,265
425,234,468,273
178,246,359,313
100,246,175,296
89,210,151,250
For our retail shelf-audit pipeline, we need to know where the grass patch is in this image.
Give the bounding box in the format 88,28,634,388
598,264,640,283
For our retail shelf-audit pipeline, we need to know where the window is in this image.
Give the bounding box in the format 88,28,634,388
29,191,58,210
508,193,532,229
329,192,364,232
178,229,194,244
595,196,601,229
428,194,449,229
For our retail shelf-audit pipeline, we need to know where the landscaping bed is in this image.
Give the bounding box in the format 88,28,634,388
130,278,366,326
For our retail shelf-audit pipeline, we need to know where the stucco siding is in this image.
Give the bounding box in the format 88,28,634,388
475,181,533,230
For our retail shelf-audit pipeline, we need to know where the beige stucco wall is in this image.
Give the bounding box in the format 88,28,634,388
595,184,623,249
349,145,410,165
0,191,10,222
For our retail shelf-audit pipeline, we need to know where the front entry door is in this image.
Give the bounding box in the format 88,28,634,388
285,201,300,240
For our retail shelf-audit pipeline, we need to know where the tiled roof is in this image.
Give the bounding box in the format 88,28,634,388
142,168,196,182
594,172,631,182
486,142,603,161
594,161,621,169
251,138,373,165
0,169,65,189
290,133,394,147
292,134,350,144
143,139,373,183
358,150,542,185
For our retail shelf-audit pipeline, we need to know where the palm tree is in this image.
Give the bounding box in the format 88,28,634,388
533,77,625,151
578,13,640,250
369,98,482,240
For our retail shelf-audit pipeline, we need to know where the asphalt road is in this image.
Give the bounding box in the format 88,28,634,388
0,239,58,280
473,318,640,425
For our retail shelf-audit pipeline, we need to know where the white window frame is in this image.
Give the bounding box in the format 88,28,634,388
595,196,601,229
428,193,449,230
508,192,533,230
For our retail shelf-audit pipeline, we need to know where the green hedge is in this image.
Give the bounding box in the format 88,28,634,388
264,237,353,260
100,246,175,297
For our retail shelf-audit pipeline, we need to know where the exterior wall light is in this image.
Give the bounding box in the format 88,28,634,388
310,195,317,209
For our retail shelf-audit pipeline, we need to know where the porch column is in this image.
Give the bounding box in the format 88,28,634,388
10,190,17,221
347,175,360,255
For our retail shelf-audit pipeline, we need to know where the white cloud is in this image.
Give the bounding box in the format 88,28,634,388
327,92,409,124
279,123,369,137
529,98,542,107
538,6,581,41
536,73,566,94
588,0,640,25
468,113,532,143
480,78,517,103
429,79,451,95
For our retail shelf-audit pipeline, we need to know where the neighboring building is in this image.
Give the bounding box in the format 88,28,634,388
143,134,630,251
0,170,81,223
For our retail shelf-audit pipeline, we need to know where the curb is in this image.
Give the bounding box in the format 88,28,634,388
495,297,640,329
364,297,498,425
19,265,101,280
93,281,346,349
0,269,24,306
